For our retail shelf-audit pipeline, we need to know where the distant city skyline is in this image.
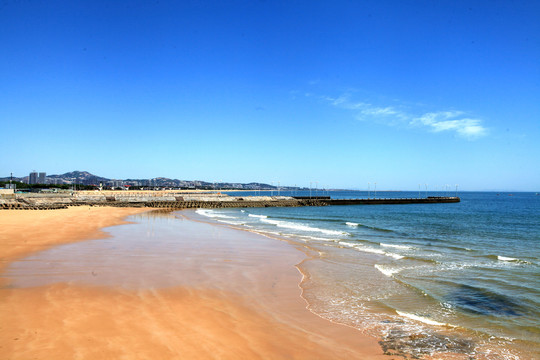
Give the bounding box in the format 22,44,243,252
0,169,533,193
1,170,307,191
1,1,538,191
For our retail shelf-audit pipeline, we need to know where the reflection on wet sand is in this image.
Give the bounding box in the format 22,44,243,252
1,208,387,359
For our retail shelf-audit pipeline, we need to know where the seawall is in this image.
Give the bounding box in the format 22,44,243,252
0,191,460,210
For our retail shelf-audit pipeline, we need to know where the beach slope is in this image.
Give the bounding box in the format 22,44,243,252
0,208,387,359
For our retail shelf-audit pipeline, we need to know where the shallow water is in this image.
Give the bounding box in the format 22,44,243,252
198,191,540,359
4,211,303,296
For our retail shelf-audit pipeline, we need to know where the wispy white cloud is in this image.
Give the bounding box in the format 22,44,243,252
315,93,488,139
322,94,408,119
412,112,487,139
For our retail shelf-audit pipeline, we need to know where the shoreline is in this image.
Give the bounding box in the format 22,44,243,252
181,210,363,329
190,207,540,359
0,207,389,359
183,210,370,334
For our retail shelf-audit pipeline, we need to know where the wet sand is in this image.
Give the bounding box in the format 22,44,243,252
0,208,388,359
0,207,149,278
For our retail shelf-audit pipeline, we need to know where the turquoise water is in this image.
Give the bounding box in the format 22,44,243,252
198,191,540,359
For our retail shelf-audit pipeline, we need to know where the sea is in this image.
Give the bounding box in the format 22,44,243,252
194,190,540,359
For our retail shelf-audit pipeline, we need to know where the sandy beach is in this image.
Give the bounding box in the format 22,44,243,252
0,207,149,277
0,207,388,359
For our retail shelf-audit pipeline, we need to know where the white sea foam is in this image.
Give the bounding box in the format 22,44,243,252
386,252,405,260
380,243,412,250
375,264,402,277
219,221,245,225
260,218,346,236
345,222,359,227
396,311,450,327
298,235,337,242
195,209,211,217
498,256,518,262
195,209,236,219
496,256,532,265
357,246,403,259
355,247,385,255
248,214,268,219
433,260,527,273
339,241,358,248
339,242,404,259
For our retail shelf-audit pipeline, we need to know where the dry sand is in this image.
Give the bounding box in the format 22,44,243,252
0,207,388,359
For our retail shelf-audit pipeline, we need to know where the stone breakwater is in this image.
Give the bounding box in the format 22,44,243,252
0,192,325,210
0,191,459,210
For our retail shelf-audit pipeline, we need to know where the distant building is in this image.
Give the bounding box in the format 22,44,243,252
38,172,46,184
29,171,38,184
109,180,123,188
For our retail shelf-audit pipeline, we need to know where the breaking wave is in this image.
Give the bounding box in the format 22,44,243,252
260,218,347,236
195,209,236,219
375,264,403,277
396,311,452,327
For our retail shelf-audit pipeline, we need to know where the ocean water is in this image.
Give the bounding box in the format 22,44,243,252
197,191,540,359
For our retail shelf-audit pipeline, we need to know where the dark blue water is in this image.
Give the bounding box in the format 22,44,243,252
200,191,540,358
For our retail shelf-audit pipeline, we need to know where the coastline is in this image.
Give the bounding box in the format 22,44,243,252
191,205,540,360
0,208,388,359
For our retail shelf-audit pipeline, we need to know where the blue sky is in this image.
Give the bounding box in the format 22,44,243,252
1,0,539,191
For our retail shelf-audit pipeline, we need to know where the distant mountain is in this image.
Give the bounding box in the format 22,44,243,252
48,170,109,182
50,170,95,179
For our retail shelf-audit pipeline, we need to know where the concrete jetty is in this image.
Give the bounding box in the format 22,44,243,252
319,196,461,205
0,190,460,210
